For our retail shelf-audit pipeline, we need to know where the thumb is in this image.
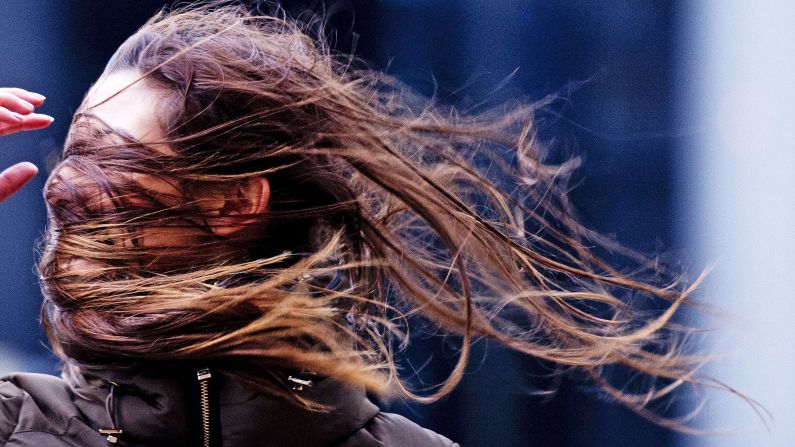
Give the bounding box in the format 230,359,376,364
0,162,39,203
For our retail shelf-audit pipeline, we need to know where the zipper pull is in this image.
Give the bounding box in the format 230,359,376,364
98,429,123,444
197,368,212,382
100,381,123,444
287,375,313,391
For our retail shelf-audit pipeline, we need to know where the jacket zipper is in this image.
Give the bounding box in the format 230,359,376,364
196,368,213,447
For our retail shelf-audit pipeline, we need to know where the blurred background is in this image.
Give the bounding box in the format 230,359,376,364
0,1,791,446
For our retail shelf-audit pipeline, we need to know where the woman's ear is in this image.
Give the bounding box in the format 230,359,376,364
205,176,270,237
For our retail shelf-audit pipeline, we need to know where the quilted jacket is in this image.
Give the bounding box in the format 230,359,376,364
0,365,458,446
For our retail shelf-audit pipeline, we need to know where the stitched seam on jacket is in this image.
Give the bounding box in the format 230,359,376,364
11,414,80,438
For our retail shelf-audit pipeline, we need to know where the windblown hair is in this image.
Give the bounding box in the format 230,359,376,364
38,2,749,430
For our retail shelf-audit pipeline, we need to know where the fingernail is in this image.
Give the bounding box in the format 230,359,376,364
30,93,46,102
18,162,39,175
21,100,35,112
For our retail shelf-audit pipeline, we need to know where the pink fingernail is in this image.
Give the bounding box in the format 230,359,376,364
18,162,38,174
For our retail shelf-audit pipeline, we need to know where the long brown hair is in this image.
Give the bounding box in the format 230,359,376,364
38,2,755,430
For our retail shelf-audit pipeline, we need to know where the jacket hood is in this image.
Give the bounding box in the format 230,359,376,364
69,364,380,447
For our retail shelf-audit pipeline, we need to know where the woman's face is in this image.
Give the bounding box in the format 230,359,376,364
49,70,270,272
50,71,207,264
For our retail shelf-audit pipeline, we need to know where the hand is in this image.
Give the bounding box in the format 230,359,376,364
0,87,54,203
0,87,52,137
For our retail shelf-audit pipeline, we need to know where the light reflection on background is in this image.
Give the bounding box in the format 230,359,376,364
678,1,795,445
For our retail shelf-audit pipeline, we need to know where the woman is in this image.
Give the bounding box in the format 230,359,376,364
0,4,748,447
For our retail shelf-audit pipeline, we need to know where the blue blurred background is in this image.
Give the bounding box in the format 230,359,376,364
0,1,791,446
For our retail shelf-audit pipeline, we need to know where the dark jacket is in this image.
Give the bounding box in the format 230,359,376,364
0,366,458,446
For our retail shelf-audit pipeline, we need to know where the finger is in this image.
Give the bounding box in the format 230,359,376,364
0,113,54,137
0,106,24,126
0,162,39,203
14,112,54,129
0,91,36,115
0,88,46,107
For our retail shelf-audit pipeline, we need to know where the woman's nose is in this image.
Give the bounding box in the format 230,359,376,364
44,164,74,207
45,164,115,214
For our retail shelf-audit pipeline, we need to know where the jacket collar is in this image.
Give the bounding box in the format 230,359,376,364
69,364,379,446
